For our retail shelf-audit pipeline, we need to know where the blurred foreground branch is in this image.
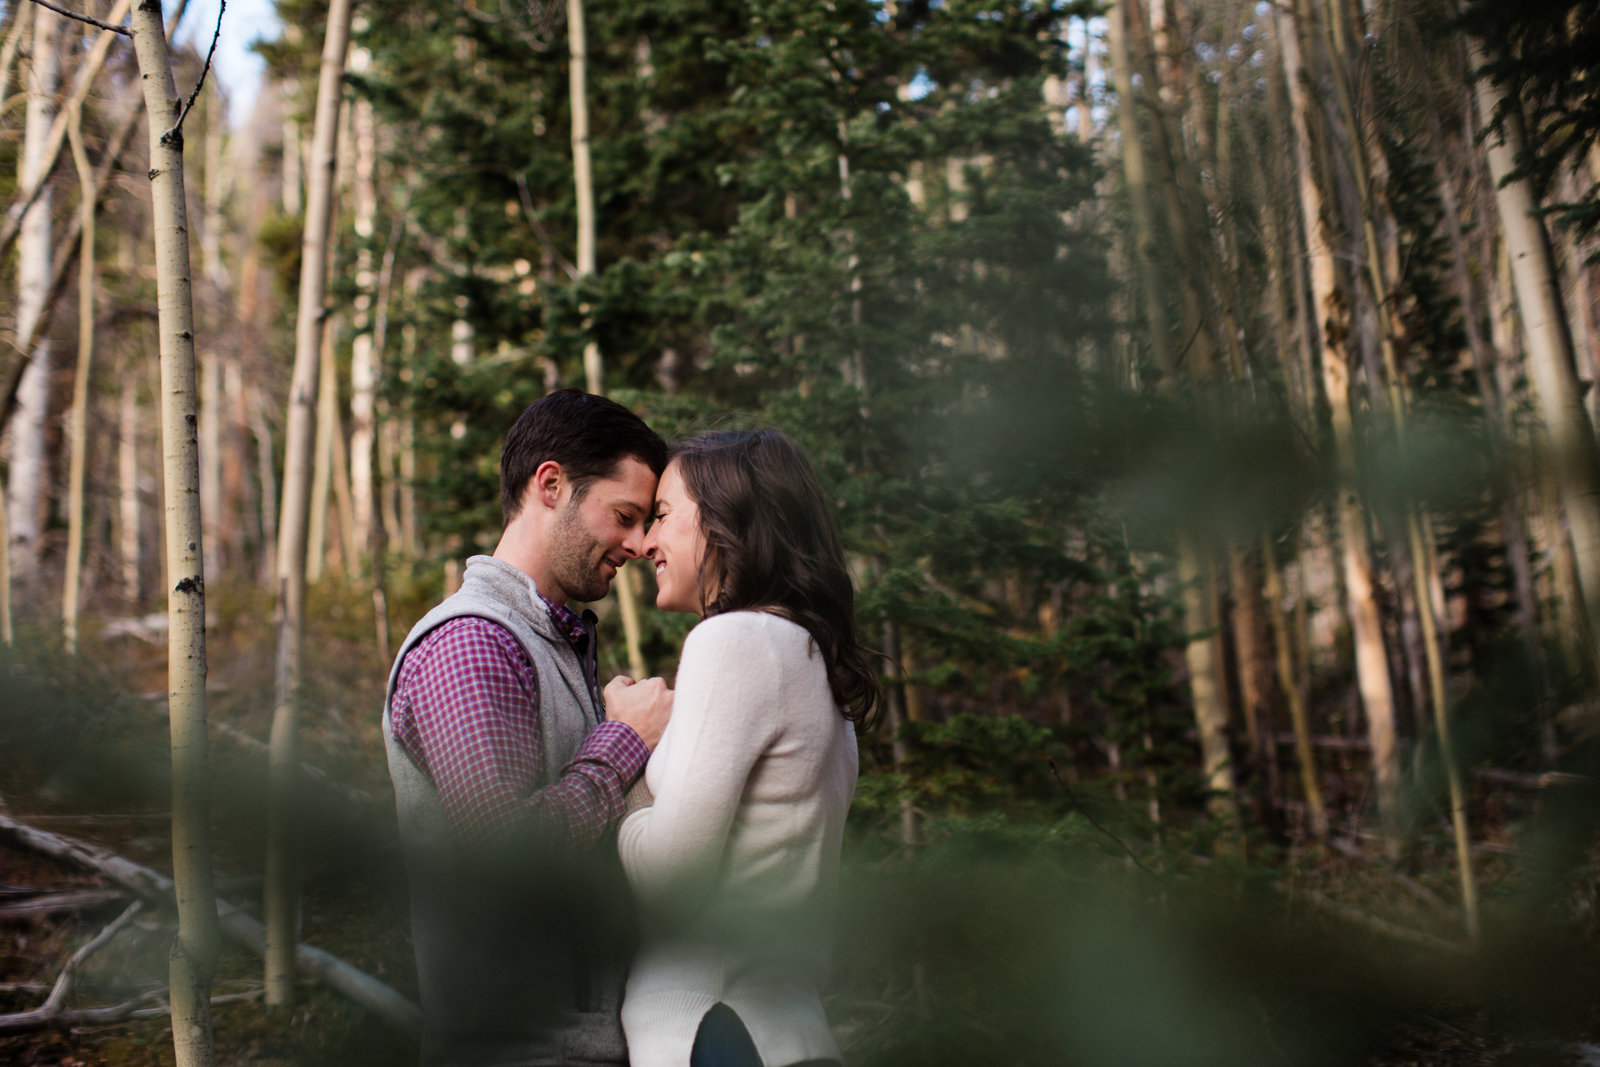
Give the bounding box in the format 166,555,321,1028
0,812,420,1037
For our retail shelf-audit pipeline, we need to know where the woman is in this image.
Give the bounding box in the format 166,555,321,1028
618,429,878,1067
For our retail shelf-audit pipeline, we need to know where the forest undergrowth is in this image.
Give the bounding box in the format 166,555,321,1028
0,571,1597,1066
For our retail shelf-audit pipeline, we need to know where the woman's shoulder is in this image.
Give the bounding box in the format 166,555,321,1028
685,610,813,657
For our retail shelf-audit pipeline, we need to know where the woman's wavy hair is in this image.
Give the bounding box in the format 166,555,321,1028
671,429,880,726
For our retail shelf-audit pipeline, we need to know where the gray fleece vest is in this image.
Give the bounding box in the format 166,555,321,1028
384,555,630,1067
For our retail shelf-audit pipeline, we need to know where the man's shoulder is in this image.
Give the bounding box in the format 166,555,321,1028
399,615,531,685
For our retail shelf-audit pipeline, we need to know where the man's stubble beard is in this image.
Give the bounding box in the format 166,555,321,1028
547,495,610,603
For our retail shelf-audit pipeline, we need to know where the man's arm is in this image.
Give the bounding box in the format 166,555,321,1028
392,617,648,852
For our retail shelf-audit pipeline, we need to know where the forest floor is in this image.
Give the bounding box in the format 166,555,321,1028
0,575,1597,1065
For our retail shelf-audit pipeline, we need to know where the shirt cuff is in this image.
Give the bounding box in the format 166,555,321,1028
569,719,649,786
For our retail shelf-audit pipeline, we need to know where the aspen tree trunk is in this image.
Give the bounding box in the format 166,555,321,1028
880,621,918,849
1321,0,1475,927
268,0,354,1007
1426,89,1547,755
198,90,230,576
1230,547,1283,831
1469,39,1600,678
120,373,141,603
0,3,28,106
125,1,219,1061
62,96,96,655
8,3,59,588
1277,0,1403,849
1111,0,1238,826
0,0,131,265
308,323,342,581
568,0,649,678
347,45,391,656
1264,533,1327,837
348,44,378,566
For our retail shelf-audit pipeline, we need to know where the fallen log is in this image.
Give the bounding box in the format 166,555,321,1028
0,812,419,1037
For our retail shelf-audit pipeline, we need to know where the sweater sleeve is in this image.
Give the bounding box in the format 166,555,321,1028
617,613,781,924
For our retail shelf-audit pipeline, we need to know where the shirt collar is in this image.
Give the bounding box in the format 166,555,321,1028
538,590,590,649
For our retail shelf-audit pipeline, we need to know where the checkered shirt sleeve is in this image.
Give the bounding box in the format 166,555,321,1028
389,616,648,852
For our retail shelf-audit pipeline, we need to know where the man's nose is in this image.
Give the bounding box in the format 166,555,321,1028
622,527,647,558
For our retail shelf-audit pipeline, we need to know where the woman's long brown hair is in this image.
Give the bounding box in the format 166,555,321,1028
670,429,880,725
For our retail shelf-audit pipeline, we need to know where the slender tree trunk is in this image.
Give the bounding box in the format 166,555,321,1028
62,95,96,655
348,46,378,568
1264,532,1327,838
268,0,354,1007
0,3,28,107
1230,547,1283,832
308,322,337,582
119,372,141,604
0,0,130,266
1279,0,1403,849
126,1,219,1061
1470,41,1600,679
198,90,230,577
881,620,918,849
1113,0,1238,826
8,3,59,589
568,0,648,677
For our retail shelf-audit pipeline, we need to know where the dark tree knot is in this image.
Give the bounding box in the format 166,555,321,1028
175,576,204,595
179,330,193,340
147,169,159,181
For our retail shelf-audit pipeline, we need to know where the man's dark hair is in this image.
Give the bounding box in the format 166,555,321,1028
500,389,667,523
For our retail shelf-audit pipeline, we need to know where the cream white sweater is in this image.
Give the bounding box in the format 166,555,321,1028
618,611,857,1067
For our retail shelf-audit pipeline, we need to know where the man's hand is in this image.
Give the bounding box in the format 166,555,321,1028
604,675,673,751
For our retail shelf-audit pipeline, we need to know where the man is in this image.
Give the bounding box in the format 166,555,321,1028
383,390,673,1067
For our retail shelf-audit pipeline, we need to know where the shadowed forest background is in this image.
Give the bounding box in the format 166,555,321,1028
4,0,1600,1062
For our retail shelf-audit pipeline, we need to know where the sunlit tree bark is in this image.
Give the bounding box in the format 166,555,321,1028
1469,34,1600,681
1278,0,1403,849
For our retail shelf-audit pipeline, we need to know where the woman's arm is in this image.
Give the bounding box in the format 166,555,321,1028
617,613,782,923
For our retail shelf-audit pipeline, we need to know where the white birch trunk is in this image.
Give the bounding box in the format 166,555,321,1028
127,2,220,1063
268,0,354,1007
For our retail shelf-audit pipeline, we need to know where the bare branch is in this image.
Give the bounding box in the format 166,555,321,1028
24,0,128,36
0,813,422,1036
41,900,144,1014
163,0,224,145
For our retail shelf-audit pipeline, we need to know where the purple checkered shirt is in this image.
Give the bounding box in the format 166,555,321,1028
388,592,648,852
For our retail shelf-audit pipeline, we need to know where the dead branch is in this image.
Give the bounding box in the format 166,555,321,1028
0,888,125,920
1294,889,1471,955
0,812,420,1037
22,0,128,37
0,988,262,1035
0,900,144,1033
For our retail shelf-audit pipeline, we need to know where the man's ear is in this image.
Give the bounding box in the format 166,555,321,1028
531,460,565,511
